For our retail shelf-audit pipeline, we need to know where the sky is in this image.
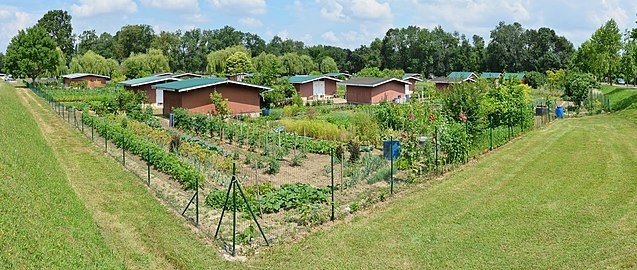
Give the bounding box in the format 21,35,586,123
1,0,637,53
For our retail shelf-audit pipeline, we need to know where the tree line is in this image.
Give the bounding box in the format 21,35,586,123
1,10,636,85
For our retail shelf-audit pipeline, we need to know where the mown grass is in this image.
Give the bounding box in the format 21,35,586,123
0,82,123,268
13,83,242,269
600,85,637,111
251,97,637,268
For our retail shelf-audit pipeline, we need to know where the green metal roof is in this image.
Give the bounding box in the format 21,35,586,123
502,73,525,79
448,72,477,79
480,72,502,79
153,77,270,92
288,75,341,84
119,75,179,87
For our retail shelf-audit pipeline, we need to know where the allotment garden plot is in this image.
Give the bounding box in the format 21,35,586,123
30,80,554,256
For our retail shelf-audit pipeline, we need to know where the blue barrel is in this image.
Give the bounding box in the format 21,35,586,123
169,113,174,127
261,108,270,116
555,106,564,118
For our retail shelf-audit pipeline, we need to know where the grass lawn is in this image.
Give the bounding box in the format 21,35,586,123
251,101,637,268
600,85,637,111
0,83,122,268
6,83,241,269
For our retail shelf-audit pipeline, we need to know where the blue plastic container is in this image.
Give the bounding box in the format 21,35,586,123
555,106,564,118
383,140,400,161
261,108,270,116
169,113,174,127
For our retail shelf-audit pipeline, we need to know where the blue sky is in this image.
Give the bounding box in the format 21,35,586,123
1,0,637,53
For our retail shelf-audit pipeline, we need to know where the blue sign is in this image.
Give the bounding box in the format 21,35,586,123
383,140,400,161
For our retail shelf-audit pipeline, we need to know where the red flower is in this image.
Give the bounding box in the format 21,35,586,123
409,113,415,121
428,114,435,123
459,111,467,123
401,132,407,139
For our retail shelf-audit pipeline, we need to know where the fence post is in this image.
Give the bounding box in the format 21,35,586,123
232,168,237,256
390,136,394,195
74,108,77,128
122,133,126,166
104,121,108,152
434,126,439,172
147,138,151,186
330,148,335,221
81,112,84,133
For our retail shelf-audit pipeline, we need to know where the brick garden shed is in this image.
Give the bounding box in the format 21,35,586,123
153,77,270,117
402,73,423,96
62,73,110,88
119,75,181,104
343,77,411,104
288,75,341,100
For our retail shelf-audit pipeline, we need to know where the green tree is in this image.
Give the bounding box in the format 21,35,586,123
52,47,68,78
146,49,170,75
36,10,74,58
225,51,254,74
0,52,5,72
356,66,384,77
77,29,98,55
250,52,282,86
299,54,316,74
525,71,547,89
95,32,116,59
320,56,338,73
114,24,155,60
68,50,122,80
621,38,637,85
279,52,303,75
210,91,230,117
590,19,622,84
4,26,59,82
546,69,567,90
564,72,598,105
486,22,526,72
121,49,169,78
206,45,250,75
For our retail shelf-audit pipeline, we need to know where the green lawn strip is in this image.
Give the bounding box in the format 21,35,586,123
18,86,241,269
600,85,637,111
0,83,123,269
253,115,637,269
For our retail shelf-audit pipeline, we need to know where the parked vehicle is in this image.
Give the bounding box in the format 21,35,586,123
616,78,626,85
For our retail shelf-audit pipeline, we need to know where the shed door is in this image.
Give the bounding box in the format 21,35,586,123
313,81,325,96
405,84,410,95
156,89,164,104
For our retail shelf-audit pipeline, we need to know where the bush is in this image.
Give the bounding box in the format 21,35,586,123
348,141,360,163
526,71,547,89
266,158,280,174
279,119,351,141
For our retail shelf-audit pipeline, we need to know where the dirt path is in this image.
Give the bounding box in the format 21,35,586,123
16,88,234,269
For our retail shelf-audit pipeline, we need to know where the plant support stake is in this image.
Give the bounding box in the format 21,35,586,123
331,148,335,221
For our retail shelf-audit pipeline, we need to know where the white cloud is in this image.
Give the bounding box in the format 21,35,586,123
277,30,289,39
239,17,263,27
0,6,34,53
321,31,340,43
320,0,348,21
209,0,266,15
349,0,392,21
140,0,199,11
71,0,137,17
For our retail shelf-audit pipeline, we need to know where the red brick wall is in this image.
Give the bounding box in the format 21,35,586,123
126,84,156,103
407,78,417,92
162,91,183,116
295,79,338,97
163,83,261,116
346,86,373,104
346,81,407,104
65,76,108,88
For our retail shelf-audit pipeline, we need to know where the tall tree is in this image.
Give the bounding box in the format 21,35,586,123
243,33,266,57
225,51,254,74
114,24,155,60
206,45,250,75
36,10,74,58
95,32,116,59
77,29,98,55
590,19,622,84
5,27,59,82
486,22,526,72
320,56,338,73
0,52,4,72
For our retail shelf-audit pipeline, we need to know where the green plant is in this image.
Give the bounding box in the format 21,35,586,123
296,203,329,226
291,154,303,167
348,141,360,163
350,201,360,213
210,91,230,117
266,158,280,174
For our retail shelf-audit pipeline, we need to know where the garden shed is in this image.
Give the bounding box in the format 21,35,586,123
119,75,181,104
289,75,341,100
343,77,410,104
402,73,423,95
62,73,110,88
153,77,270,117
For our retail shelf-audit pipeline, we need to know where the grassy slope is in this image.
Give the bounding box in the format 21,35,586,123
253,100,637,268
13,84,240,269
600,85,637,111
0,83,123,268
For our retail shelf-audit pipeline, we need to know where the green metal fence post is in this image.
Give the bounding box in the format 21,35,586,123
122,133,126,166
390,136,394,195
330,148,335,221
232,169,237,256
